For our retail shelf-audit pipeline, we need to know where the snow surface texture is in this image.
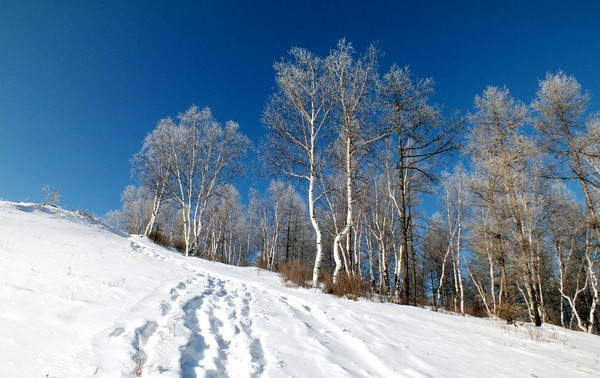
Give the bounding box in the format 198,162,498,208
1,201,599,377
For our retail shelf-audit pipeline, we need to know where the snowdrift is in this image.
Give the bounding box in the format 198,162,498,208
1,201,599,377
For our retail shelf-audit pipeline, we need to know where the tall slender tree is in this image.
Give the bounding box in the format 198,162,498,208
534,72,600,243
468,86,543,326
262,47,335,287
326,40,381,284
131,118,174,236
377,65,458,304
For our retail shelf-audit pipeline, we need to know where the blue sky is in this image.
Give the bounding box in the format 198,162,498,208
1,0,599,216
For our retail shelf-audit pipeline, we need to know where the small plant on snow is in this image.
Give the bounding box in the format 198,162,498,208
42,185,60,206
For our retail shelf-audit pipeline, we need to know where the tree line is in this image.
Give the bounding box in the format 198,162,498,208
106,39,600,333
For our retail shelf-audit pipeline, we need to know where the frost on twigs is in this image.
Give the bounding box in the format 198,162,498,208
42,185,60,206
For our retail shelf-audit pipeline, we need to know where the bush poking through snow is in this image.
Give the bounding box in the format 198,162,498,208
279,261,313,288
149,230,170,247
70,209,96,221
323,273,370,301
498,301,524,325
279,263,370,300
133,354,145,377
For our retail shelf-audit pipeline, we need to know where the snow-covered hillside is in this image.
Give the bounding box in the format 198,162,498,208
1,201,599,377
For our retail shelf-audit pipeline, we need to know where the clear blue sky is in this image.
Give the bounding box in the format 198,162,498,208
1,0,599,216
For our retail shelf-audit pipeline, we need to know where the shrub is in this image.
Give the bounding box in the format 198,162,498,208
323,272,370,301
255,255,269,270
498,301,523,324
237,259,249,267
149,230,169,246
279,260,313,288
70,209,96,220
173,238,187,253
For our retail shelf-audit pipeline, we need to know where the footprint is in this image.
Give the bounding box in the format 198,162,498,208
180,296,208,376
161,301,171,316
110,327,124,337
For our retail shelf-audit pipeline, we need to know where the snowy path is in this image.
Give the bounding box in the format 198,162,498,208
2,202,600,377
116,239,398,377
80,240,268,377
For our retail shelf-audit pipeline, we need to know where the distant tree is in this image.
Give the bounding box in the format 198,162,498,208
42,185,60,206
422,213,447,307
103,209,126,231
464,188,502,318
248,180,308,271
200,185,247,265
131,118,175,236
364,164,396,296
545,184,590,330
120,185,152,234
165,105,250,257
436,166,467,314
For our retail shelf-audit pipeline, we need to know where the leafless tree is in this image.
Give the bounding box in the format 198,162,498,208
262,46,335,286
166,106,250,257
42,185,60,206
325,39,381,284
377,65,459,304
132,118,175,236
534,72,600,242
467,86,543,326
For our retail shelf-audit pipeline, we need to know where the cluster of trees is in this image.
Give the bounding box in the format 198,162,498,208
426,75,600,332
107,40,600,333
106,105,251,261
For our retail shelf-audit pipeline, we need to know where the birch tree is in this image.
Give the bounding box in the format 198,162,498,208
167,105,250,257
533,72,600,242
436,166,467,313
326,39,381,285
131,118,174,236
468,86,543,326
262,47,334,287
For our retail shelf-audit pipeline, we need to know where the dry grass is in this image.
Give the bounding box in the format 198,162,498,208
133,355,145,377
323,272,370,301
173,238,187,253
70,209,96,220
149,230,169,246
279,263,371,301
498,301,523,324
279,261,313,288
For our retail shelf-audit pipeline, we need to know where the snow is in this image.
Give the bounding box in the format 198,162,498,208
1,201,599,377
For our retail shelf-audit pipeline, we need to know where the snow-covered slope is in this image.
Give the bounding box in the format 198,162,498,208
1,202,599,377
